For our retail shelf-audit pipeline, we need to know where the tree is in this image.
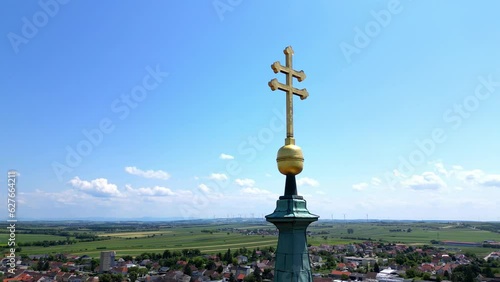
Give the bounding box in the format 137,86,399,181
341,274,349,280
162,250,172,259
451,264,481,282
206,261,216,270
99,274,111,282
128,271,138,282
253,266,262,282
374,262,380,273
122,255,133,261
216,265,224,274
483,266,494,278
42,261,49,271
262,269,272,280
244,273,256,282
224,249,232,264
405,268,418,278
183,264,192,276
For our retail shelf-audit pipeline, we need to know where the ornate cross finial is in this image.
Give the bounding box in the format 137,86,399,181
268,46,309,141
269,46,308,178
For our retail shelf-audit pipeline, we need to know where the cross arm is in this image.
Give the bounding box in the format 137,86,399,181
271,61,307,82
268,79,309,100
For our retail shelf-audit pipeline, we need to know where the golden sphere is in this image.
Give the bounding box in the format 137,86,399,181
277,144,304,175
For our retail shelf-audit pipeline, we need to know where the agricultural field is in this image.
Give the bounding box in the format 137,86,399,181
0,220,498,258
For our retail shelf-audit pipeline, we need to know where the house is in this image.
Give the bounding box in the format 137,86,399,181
376,268,404,282
419,263,435,273
435,263,455,276
329,270,351,279
343,256,376,266
236,273,245,281
236,256,248,264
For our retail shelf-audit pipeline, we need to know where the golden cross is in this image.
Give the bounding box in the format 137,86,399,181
268,46,309,141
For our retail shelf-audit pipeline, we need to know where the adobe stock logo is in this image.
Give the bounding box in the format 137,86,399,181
7,0,70,54
52,65,169,182
384,73,499,188
212,0,242,21
339,0,405,64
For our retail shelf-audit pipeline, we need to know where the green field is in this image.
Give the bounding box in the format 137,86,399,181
0,233,71,243
308,222,499,244
1,220,498,258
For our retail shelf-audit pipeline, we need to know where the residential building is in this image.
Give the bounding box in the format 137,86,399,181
99,251,116,273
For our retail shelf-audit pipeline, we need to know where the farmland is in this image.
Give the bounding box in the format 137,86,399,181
0,220,498,258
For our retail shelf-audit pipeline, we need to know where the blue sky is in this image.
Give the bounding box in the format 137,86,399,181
1,0,499,221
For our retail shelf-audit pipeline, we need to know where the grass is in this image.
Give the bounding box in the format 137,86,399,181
99,231,173,238
9,229,278,257
0,233,70,243
2,221,498,258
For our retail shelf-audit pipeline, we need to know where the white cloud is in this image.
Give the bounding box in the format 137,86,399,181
240,187,272,195
352,182,369,191
401,172,446,190
209,173,228,181
235,178,255,187
457,169,484,183
68,177,122,197
371,177,382,186
219,153,234,160
297,177,319,187
433,162,448,176
136,186,175,196
198,183,210,193
480,174,500,188
124,166,170,180
393,169,406,178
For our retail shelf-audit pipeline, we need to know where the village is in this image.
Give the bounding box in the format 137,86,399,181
2,240,499,282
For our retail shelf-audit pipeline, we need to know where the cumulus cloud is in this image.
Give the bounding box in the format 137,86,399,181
135,186,175,196
219,153,234,160
240,187,272,195
433,162,449,176
401,172,446,190
393,169,406,178
235,178,255,187
455,169,485,183
480,174,500,187
198,183,210,193
124,166,170,180
371,177,382,186
209,173,228,181
68,177,122,197
297,177,319,187
352,182,369,191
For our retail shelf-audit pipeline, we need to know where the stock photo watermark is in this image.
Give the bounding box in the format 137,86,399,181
7,0,70,54
384,73,499,187
180,108,286,219
5,170,18,274
339,0,405,64
51,65,168,182
213,0,242,21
